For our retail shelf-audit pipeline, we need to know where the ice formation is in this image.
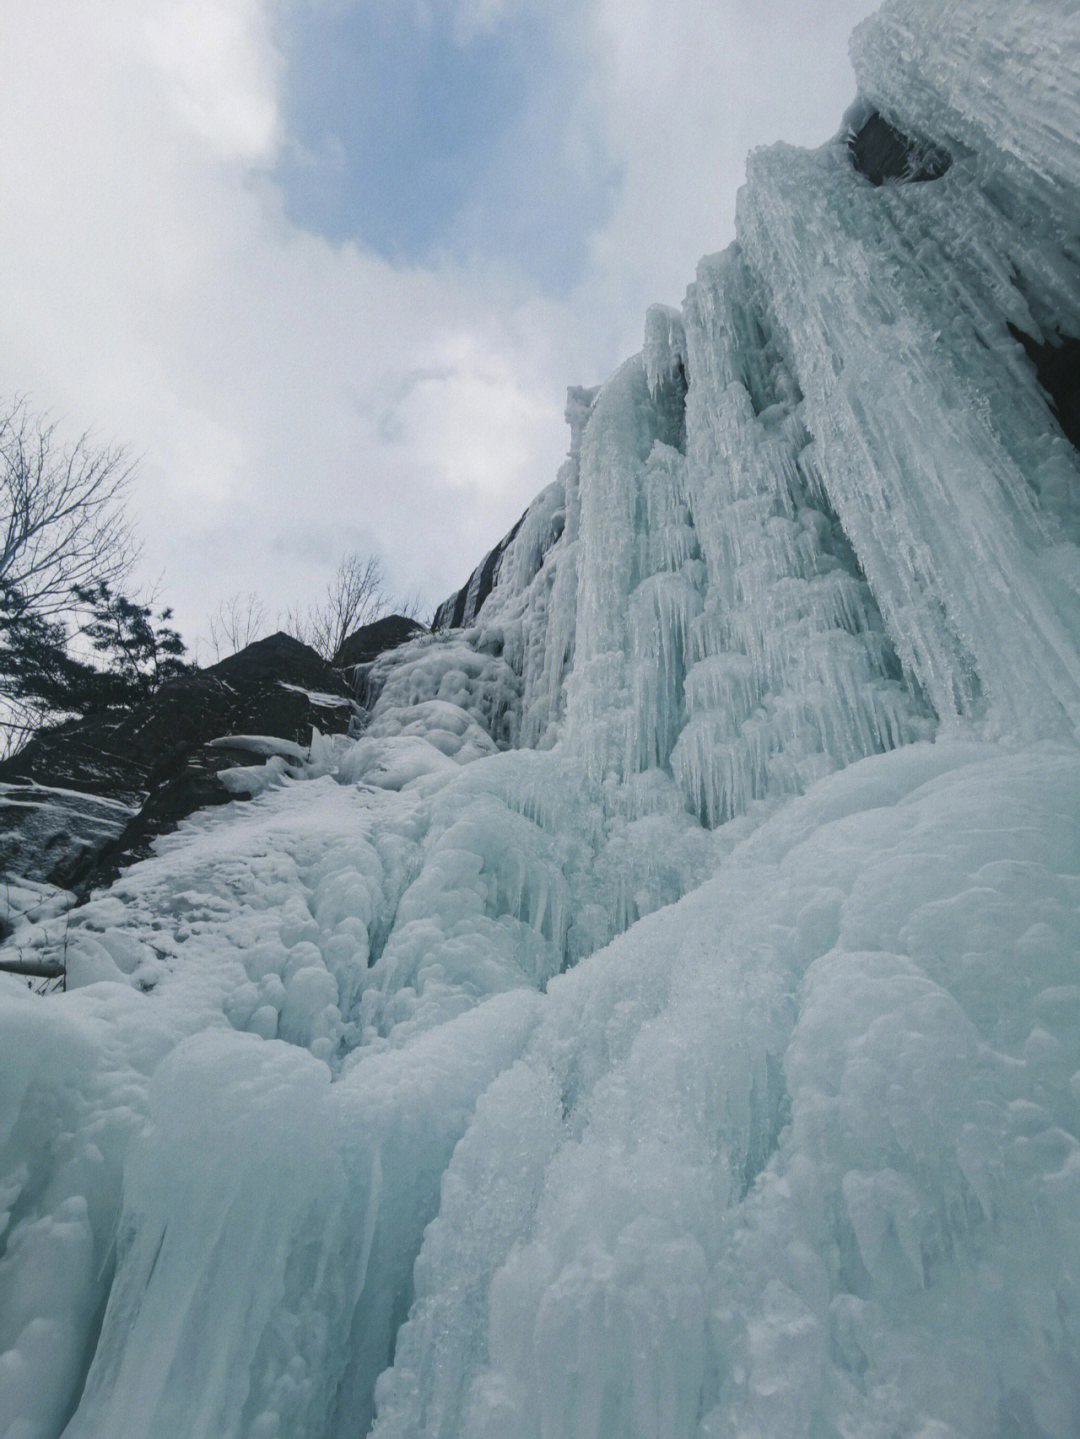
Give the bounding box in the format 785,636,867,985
3,2,1080,1435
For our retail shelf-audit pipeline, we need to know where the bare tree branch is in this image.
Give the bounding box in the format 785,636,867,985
397,587,427,623
0,397,136,616
206,591,268,662
0,691,51,761
285,552,386,662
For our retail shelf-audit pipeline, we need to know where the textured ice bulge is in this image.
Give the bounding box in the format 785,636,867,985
3,2,1080,1436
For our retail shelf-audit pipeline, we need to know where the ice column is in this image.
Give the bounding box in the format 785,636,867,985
563,325,704,800
673,248,932,824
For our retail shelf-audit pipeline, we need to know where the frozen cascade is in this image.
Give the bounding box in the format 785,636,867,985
4,2,1080,1436
737,2,1080,732
851,0,1080,215
673,246,933,824
562,351,697,792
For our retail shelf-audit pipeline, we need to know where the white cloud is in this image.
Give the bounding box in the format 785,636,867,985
0,0,571,638
0,0,878,652
570,0,877,355
145,0,284,160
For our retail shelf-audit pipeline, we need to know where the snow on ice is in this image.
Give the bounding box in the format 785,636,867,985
3,2,1080,1435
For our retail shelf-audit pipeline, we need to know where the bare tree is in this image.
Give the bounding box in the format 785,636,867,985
1,398,136,615
397,587,427,624
0,691,47,761
207,590,268,662
1,399,138,757
285,552,386,662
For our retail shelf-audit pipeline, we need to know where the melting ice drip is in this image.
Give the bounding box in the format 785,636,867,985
4,3,1080,1438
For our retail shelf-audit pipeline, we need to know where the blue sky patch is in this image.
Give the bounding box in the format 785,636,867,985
276,2,615,292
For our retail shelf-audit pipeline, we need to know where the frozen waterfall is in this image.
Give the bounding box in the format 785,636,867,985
4,2,1080,1436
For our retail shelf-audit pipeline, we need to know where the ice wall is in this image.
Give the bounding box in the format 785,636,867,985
430,269,933,833
673,250,932,822
369,741,1080,1439
436,0,1080,774
738,0,1080,734
3,3,1080,1438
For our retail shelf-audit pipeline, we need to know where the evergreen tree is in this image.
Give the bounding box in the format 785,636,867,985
71,581,190,704
0,580,192,742
0,582,97,716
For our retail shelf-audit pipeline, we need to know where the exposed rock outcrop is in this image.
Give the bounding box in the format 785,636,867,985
334,614,426,669
0,632,357,891
431,510,530,631
432,387,596,633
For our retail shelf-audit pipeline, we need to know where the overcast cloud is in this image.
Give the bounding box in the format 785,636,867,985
0,0,877,651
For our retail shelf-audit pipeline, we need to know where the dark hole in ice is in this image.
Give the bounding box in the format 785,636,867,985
848,111,951,186
653,359,689,453
1009,323,1080,450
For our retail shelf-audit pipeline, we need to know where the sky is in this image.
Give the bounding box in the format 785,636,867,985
0,0,879,655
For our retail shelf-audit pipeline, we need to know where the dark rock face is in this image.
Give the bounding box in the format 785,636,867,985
432,386,594,634
848,110,951,186
1,632,349,793
334,614,426,669
204,630,351,713
432,511,529,632
0,785,137,888
0,632,357,892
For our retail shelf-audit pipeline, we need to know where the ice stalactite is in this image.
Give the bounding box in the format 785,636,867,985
563,346,701,800
673,247,933,825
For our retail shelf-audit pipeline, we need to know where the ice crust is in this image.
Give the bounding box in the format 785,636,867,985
4,2,1080,1435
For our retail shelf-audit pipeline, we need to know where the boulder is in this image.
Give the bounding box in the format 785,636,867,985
334,614,426,669
0,632,357,891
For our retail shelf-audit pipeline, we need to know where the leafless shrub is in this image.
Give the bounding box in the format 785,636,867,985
207,591,268,662
284,552,386,662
